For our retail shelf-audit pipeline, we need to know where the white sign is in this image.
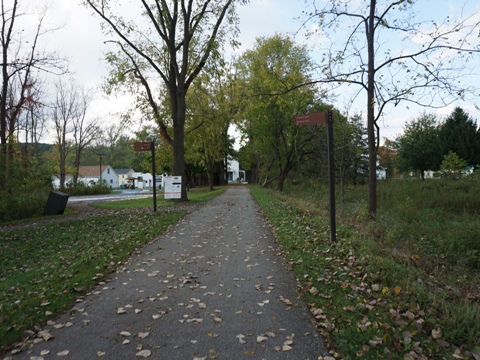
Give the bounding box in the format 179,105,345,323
164,176,182,199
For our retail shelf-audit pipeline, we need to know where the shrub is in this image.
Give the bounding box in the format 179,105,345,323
0,180,51,222
438,151,469,179
62,182,111,196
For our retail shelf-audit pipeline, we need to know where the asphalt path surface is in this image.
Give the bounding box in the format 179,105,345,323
67,190,153,203
7,186,327,360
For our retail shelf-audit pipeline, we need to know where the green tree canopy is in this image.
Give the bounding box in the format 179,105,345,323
438,107,480,168
237,34,324,191
85,0,248,200
395,113,441,179
185,69,237,190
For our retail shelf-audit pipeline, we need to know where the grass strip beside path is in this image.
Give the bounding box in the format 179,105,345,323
0,210,187,352
251,186,479,360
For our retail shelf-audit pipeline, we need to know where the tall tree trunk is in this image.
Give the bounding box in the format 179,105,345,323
59,143,66,191
276,159,293,192
208,168,214,191
218,160,226,186
172,88,188,201
276,171,287,192
0,46,8,148
1,51,10,189
73,149,81,186
366,0,377,218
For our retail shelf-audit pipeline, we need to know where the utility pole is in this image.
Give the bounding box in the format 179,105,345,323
98,153,103,184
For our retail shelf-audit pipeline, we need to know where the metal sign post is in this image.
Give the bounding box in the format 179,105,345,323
151,142,157,212
134,141,157,212
326,111,336,243
294,110,336,242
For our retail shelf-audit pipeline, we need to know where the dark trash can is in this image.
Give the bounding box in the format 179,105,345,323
43,191,70,216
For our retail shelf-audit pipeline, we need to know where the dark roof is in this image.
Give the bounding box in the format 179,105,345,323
115,168,134,175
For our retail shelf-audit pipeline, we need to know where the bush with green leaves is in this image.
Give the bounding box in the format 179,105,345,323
438,151,468,179
0,158,53,223
62,181,111,196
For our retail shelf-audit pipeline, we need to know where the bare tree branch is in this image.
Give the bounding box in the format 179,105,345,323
299,0,480,216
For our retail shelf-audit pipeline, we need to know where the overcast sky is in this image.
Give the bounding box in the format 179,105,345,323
24,0,480,143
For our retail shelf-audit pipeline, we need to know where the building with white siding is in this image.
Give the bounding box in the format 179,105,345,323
227,158,246,183
52,165,118,188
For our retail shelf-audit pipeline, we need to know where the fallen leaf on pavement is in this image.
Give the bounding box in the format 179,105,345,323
236,334,246,344
279,296,293,306
256,335,268,343
136,349,151,357
37,330,54,341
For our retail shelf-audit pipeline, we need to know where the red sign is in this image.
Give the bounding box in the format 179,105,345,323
134,142,153,151
294,112,328,126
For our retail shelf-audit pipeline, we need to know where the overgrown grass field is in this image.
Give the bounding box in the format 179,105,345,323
251,176,480,359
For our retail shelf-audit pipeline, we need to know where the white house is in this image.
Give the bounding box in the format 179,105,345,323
377,167,387,180
131,172,166,189
115,168,135,186
52,165,118,188
227,158,246,183
131,172,152,189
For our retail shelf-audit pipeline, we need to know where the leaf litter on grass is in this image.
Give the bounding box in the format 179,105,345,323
0,211,187,353
251,186,480,360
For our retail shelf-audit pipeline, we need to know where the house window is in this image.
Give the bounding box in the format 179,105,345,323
110,179,113,184
122,175,124,178
107,168,110,174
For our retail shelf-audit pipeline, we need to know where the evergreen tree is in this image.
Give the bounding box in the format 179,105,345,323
438,107,480,168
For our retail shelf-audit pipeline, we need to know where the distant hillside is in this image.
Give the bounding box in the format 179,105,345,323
19,143,54,153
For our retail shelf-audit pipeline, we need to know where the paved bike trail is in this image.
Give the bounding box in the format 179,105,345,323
7,186,327,360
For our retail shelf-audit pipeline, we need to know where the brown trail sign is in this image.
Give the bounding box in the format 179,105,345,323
295,110,336,242
294,112,328,126
134,141,153,152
